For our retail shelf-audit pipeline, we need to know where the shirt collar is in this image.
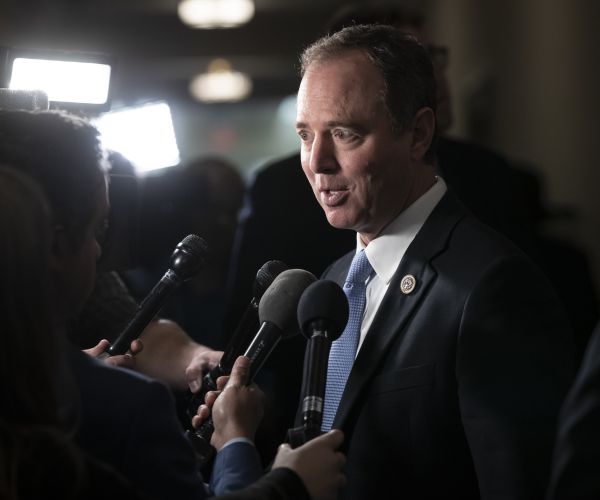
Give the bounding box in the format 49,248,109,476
357,176,447,284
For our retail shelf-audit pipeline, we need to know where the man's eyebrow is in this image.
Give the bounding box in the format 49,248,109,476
327,120,355,128
295,120,364,130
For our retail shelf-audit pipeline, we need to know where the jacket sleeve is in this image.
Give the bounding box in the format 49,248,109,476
210,440,264,495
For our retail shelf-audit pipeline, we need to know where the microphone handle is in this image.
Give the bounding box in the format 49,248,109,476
190,322,284,466
300,330,332,432
287,321,334,448
286,424,322,449
244,321,283,383
107,269,180,356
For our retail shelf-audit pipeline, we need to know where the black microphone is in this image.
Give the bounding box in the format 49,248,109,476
244,268,316,381
106,234,208,356
185,260,288,421
287,279,349,448
188,268,317,466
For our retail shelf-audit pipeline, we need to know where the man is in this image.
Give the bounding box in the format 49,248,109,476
0,109,345,500
222,3,594,464
295,24,575,499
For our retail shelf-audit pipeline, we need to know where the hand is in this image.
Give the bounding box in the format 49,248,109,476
206,356,265,450
273,430,346,500
185,345,223,393
191,365,235,428
83,338,143,369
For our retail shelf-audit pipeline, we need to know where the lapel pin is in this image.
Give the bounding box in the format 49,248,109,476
400,274,416,295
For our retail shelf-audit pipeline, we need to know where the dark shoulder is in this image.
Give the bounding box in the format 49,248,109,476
251,153,303,186
248,153,310,205
437,136,509,169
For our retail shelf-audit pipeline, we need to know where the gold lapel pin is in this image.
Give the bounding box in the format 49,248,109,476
400,274,417,295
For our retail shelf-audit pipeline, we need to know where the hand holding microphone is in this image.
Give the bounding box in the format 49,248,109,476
188,268,317,466
204,355,266,451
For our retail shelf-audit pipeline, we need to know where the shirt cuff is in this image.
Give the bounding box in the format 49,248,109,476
218,436,255,451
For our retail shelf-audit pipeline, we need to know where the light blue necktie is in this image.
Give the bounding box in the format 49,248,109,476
322,249,373,431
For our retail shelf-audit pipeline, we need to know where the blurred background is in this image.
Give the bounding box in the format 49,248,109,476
1,0,599,298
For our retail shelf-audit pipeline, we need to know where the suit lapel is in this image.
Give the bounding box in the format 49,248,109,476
333,191,467,429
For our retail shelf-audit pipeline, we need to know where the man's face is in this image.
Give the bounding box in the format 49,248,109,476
296,50,416,243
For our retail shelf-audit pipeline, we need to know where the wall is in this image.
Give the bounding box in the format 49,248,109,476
429,0,600,299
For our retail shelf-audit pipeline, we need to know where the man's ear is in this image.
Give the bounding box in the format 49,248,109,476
409,107,435,162
50,225,71,273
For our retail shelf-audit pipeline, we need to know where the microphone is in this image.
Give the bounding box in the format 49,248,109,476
287,279,349,448
106,234,208,356
188,268,317,466
244,268,316,381
185,260,289,421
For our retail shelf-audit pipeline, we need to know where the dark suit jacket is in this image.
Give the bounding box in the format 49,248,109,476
320,192,575,499
547,321,600,499
69,347,264,500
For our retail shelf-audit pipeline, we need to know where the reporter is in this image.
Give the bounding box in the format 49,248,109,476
0,166,149,500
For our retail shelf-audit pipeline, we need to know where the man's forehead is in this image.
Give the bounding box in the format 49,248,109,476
304,48,373,75
298,57,384,117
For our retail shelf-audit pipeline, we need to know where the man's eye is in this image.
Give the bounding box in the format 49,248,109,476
297,130,309,141
333,129,354,140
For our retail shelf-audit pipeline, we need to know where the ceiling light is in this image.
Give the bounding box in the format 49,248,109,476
189,58,252,103
178,0,255,29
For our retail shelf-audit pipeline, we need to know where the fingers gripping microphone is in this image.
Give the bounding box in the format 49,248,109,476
189,268,317,466
186,260,288,421
287,280,349,448
107,234,208,356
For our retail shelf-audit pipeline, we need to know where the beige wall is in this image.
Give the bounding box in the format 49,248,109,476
428,0,600,298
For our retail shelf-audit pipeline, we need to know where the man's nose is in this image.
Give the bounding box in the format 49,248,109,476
309,135,338,174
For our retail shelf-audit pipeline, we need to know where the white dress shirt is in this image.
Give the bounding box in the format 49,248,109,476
355,177,447,353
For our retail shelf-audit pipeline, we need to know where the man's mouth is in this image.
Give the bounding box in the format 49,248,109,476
319,188,348,207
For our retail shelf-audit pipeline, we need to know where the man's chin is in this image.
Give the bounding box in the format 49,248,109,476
324,211,353,231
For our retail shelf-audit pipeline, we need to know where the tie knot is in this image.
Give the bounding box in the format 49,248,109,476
345,250,373,286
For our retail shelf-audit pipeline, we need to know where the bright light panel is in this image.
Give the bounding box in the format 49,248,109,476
9,58,111,105
94,102,180,173
178,0,255,28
